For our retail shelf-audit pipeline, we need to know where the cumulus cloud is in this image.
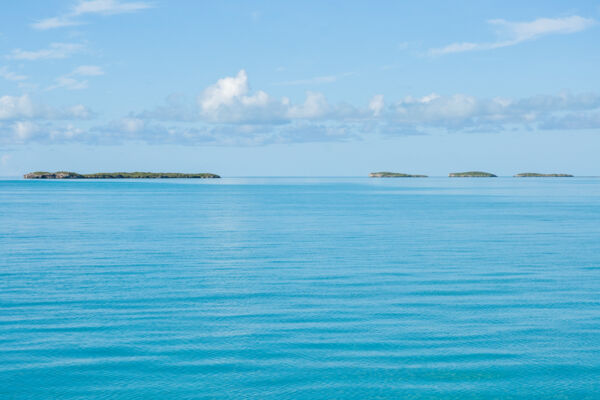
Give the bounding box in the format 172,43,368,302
430,15,595,55
139,70,357,124
32,0,153,30
197,70,288,123
8,43,84,61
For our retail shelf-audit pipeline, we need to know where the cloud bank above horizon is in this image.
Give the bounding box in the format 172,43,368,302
2,69,600,146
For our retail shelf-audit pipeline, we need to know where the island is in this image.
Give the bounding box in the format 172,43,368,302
449,171,497,177
514,173,573,177
369,172,428,178
23,171,221,179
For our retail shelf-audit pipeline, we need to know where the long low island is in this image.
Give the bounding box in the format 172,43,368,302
23,171,221,179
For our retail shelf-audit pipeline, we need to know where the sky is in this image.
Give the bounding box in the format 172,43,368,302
1,0,599,176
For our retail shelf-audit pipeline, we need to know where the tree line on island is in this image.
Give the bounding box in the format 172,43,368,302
23,171,220,179
369,171,574,178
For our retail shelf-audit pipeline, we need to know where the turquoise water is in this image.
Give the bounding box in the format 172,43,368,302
1,177,599,399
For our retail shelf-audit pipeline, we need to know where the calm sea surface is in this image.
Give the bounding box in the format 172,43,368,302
1,177,599,399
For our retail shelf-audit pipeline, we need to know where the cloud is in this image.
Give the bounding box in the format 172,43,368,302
68,104,94,119
287,92,331,119
0,95,36,119
137,93,199,121
135,71,600,139
141,70,358,124
0,95,93,144
0,66,27,81
50,76,89,90
369,95,384,116
32,0,153,30
72,65,104,76
0,153,11,166
0,94,93,120
539,111,600,130
199,70,254,112
197,70,289,123
48,65,104,91
8,43,84,60
387,91,600,132
0,120,90,144
13,121,39,141
430,15,595,55
3,71,600,146
273,72,355,86
118,117,145,133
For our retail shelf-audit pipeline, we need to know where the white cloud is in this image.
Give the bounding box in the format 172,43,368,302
194,70,355,123
0,66,27,81
395,93,479,123
73,0,151,15
50,76,89,90
0,94,93,120
72,65,104,76
198,70,288,123
50,124,85,140
144,71,600,132
430,15,595,55
490,16,595,41
199,70,252,111
119,117,145,132
369,95,384,116
32,0,153,30
0,95,36,119
8,43,84,61
13,121,38,140
4,70,600,146
32,17,81,30
274,72,354,86
287,92,330,119
68,104,94,119
48,65,104,91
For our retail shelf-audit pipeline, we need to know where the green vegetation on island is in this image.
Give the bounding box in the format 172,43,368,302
449,171,497,177
514,173,573,177
24,171,221,179
369,172,428,178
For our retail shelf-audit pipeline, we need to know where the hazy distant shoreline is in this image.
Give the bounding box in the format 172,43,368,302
369,171,574,178
19,171,578,180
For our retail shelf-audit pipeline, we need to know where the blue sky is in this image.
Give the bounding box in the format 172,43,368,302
1,0,599,176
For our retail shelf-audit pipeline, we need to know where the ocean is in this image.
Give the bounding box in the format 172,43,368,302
1,177,599,399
